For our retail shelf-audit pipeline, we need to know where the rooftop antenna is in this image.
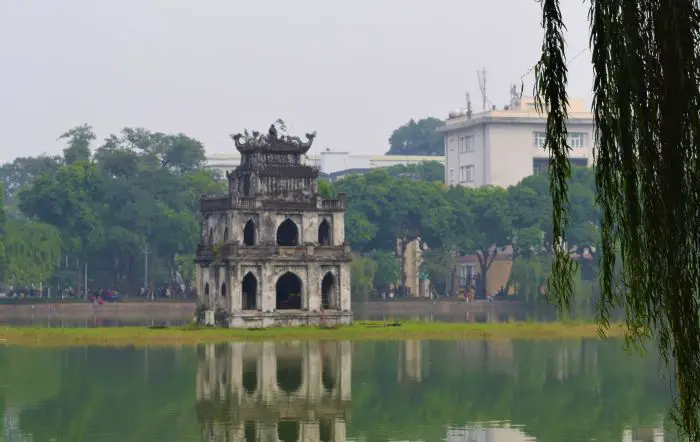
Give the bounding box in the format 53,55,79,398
510,84,521,110
465,92,473,119
477,67,488,112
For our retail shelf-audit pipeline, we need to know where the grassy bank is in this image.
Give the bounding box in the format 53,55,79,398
0,321,628,347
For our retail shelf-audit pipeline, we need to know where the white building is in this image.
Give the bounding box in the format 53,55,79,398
439,95,595,188
205,150,444,181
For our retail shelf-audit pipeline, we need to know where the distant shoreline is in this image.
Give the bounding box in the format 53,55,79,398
0,298,542,320
0,321,625,347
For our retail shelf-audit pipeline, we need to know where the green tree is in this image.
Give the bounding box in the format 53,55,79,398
11,125,221,295
462,186,512,297
59,124,95,164
350,254,376,301
386,117,445,156
537,1,700,435
2,219,62,288
367,250,400,294
0,155,62,218
384,161,445,182
420,247,456,297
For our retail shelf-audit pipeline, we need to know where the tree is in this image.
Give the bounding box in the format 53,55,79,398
59,124,95,164
0,156,62,218
10,125,222,295
350,254,376,302
387,118,445,156
384,161,445,182
368,250,400,294
536,1,700,436
462,187,512,297
2,219,62,288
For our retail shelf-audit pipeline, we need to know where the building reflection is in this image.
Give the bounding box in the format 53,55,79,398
398,340,424,383
195,341,352,442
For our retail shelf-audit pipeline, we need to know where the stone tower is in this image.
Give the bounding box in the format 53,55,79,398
195,123,352,328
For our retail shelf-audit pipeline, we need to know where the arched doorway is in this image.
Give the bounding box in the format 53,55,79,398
276,272,302,309
242,272,257,310
318,219,331,245
220,282,227,298
276,219,299,246
321,272,336,310
243,219,255,246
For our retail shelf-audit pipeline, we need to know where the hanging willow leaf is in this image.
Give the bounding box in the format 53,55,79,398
536,0,700,439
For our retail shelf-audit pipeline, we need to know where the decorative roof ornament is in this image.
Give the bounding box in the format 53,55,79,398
231,121,317,154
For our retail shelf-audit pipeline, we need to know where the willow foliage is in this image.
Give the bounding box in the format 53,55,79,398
535,0,700,438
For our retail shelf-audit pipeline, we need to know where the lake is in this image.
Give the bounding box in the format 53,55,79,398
0,339,673,441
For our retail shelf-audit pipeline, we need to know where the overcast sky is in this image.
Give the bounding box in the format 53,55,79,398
0,0,592,163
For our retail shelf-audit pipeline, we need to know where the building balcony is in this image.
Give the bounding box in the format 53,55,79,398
200,194,346,213
200,195,230,212
318,193,345,210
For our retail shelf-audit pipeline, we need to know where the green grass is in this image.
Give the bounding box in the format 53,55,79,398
0,321,627,348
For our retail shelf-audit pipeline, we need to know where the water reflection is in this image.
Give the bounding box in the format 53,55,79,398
195,341,352,441
0,340,674,441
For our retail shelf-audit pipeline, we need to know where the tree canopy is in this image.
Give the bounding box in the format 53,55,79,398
536,0,700,436
386,117,445,156
330,164,598,301
0,125,222,295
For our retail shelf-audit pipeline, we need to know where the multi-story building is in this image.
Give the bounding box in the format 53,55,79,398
205,150,444,181
439,95,595,188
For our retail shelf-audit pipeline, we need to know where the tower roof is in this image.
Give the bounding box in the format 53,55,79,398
231,124,317,154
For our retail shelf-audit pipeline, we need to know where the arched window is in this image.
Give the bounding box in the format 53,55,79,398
220,282,227,298
208,228,214,245
318,219,331,245
321,272,336,309
223,227,229,242
204,283,210,297
276,219,299,246
243,219,256,246
276,272,302,309
242,272,258,310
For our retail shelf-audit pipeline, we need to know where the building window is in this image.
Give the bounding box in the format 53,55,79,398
534,131,586,148
460,165,474,182
459,135,474,153
459,264,476,287
533,132,547,148
533,158,549,175
569,132,585,148
449,168,454,182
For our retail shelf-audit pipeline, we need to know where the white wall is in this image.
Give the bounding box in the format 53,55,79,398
444,119,595,188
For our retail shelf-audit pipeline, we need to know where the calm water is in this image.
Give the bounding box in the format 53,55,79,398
0,339,674,441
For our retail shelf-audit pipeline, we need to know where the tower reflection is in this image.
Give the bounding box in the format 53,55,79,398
195,341,352,441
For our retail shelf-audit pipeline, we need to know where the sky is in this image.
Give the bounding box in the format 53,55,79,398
0,0,592,163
